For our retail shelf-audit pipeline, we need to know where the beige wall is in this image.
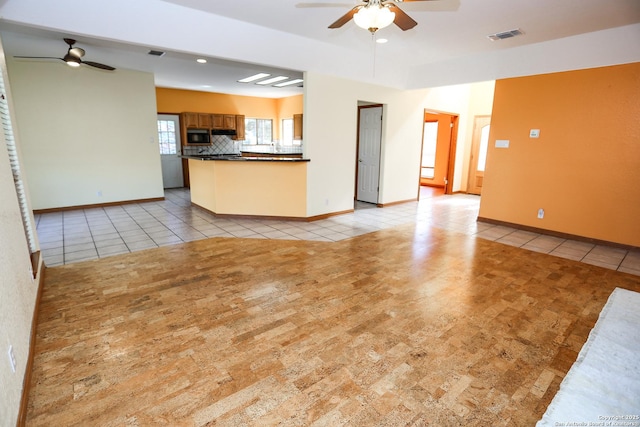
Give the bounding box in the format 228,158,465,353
303,72,494,216
479,62,640,246
0,43,42,427
189,159,307,217
7,60,163,210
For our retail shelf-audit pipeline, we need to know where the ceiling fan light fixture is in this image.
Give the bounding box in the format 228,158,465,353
63,53,81,67
354,5,395,33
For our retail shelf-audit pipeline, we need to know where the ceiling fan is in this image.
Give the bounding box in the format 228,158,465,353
304,0,439,34
14,38,116,71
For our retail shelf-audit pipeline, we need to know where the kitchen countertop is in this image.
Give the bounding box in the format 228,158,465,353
181,154,309,162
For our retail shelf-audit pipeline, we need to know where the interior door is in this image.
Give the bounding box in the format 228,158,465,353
157,114,184,189
467,115,491,195
357,106,383,204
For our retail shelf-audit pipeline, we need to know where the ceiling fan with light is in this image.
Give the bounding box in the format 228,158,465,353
301,0,439,34
14,38,116,71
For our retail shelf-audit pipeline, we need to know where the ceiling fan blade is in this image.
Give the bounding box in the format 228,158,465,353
83,61,116,71
328,6,360,28
388,4,418,30
14,56,63,61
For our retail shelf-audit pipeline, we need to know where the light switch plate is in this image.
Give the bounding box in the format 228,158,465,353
495,139,510,148
530,129,540,138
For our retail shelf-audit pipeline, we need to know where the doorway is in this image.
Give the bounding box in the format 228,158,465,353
467,115,491,195
356,105,383,204
157,114,183,189
420,111,458,195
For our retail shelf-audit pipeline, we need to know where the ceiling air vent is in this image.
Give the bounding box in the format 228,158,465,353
487,28,523,41
148,50,166,57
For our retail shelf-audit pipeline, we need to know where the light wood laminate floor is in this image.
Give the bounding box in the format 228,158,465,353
26,217,640,425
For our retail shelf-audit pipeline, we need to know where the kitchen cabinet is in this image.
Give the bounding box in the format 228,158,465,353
182,112,212,129
233,115,245,140
211,114,224,129
211,114,237,130
293,114,303,140
224,115,236,130
183,112,199,128
198,114,212,128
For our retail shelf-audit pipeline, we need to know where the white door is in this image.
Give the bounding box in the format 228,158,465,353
157,114,183,188
467,116,491,195
357,106,383,203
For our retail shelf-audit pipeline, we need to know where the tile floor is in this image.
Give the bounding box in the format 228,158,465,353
34,187,640,276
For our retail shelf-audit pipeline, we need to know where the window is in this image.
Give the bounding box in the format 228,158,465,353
157,119,177,155
0,63,39,276
477,124,490,172
282,118,293,146
244,118,272,145
421,121,438,179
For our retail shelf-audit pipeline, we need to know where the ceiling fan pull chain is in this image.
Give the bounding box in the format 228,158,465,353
372,32,377,78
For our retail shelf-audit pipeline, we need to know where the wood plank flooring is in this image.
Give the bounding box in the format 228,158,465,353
26,222,640,426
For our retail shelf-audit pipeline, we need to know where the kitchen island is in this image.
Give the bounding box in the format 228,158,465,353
184,155,309,218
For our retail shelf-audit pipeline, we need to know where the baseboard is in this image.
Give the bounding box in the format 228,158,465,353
191,202,329,222
33,197,165,215
306,209,354,221
17,260,46,427
376,198,417,208
477,216,639,251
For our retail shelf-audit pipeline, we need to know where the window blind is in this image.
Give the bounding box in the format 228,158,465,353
0,67,37,254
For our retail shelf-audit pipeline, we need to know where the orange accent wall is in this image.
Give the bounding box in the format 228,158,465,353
275,95,303,140
479,62,640,246
276,95,303,118
423,112,453,187
155,88,302,140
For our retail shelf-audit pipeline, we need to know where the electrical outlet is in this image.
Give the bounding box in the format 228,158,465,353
8,345,16,373
537,208,545,219
97,190,102,197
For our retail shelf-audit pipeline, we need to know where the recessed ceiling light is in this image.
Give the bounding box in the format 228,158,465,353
376,38,388,44
196,58,207,64
274,79,304,87
238,73,271,83
256,76,289,85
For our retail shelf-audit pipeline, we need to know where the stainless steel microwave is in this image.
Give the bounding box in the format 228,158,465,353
186,129,210,144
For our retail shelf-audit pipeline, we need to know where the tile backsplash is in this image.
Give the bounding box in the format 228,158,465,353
182,135,239,155
183,135,304,156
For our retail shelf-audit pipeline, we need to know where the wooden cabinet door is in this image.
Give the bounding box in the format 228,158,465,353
223,115,236,130
233,115,245,140
183,112,198,128
198,114,212,129
293,114,303,140
211,114,224,129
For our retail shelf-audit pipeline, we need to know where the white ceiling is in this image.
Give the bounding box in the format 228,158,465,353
0,0,638,98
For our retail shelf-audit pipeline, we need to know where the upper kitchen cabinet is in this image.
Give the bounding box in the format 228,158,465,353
224,115,236,130
233,115,245,141
211,114,224,129
182,112,212,129
198,114,212,128
293,114,303,140
212,114,236,130
183,112,198,128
